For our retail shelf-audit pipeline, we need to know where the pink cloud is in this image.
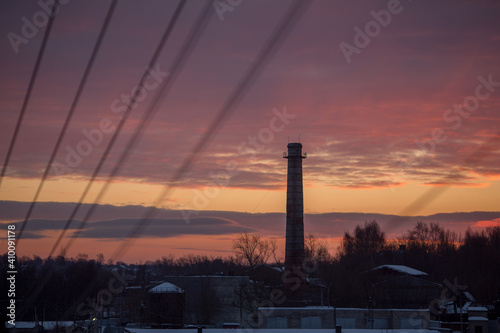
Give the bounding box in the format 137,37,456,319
1,0,499,193
473,218,500,228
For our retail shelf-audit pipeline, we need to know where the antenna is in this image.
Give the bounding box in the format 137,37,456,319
288,136,289,143
299,133,300,142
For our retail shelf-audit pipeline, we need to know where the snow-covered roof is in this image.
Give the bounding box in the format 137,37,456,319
148,282,183,293
126,328,440,333
307,277,327,288
259,306,335,310
464,292,475,302
445,301,472,314
468,306,487,312
252,263,284,272
5,321,74,329
468,316,488,321
259,306,429,312
370,265,428,276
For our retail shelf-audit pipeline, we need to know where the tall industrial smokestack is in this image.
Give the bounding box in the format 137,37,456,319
283,142,306,301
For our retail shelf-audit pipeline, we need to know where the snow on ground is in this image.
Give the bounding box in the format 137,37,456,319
125,329,441,333
5,321,74,329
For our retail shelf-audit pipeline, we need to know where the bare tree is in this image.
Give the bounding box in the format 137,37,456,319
270,240,283,266
233,233,276,270
76,253,89,261
96,253,105,265
305,233,330,262
57,247,67,260
401,221,459,253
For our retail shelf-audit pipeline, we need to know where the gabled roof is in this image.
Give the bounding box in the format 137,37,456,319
372,274,442,288
251,263,284,272
369,264,428,276
469,306,488,312
306,277,328,288
148,282,184,294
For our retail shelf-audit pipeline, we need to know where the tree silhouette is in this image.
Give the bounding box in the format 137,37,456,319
233,233,277,271
339,220,385,257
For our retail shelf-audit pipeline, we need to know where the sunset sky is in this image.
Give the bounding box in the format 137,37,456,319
1,0,499,263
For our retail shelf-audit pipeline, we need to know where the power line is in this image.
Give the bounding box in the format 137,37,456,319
60,0,213,318
387,131,500,230
28,0,190,318
61,0,310,318
19,0,189,320
252,190,270,213
0,1,60,188
17,0,118,318
17,0,118,243
111,0,311,261
48,0,190,258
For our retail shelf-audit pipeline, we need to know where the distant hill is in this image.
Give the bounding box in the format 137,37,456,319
1,200,498,240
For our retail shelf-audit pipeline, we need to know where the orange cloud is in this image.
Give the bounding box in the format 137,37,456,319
473,218,500,228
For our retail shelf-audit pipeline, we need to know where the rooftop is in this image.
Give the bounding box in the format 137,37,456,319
369,264,428,276
148,282,184,294
468,306,488,312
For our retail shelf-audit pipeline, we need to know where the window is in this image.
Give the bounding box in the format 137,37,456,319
301,317,321,329
337,317,356,329
267,317,287,328
373,317,390,329
401,317,423,329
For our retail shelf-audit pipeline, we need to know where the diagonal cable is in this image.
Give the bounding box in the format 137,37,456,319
47,0,190,258
60,0,310,317
388,131,500,230
16,0,118,243
20,0,189,320
111,0,311,261
59,0,213,318
0,1,60,188
16,0,118,319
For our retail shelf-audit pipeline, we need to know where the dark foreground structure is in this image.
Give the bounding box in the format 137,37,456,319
283,142,307,302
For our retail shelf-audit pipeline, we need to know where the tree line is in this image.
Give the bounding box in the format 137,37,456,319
231,221,500,308
327,221,500,307
1,221,499,322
